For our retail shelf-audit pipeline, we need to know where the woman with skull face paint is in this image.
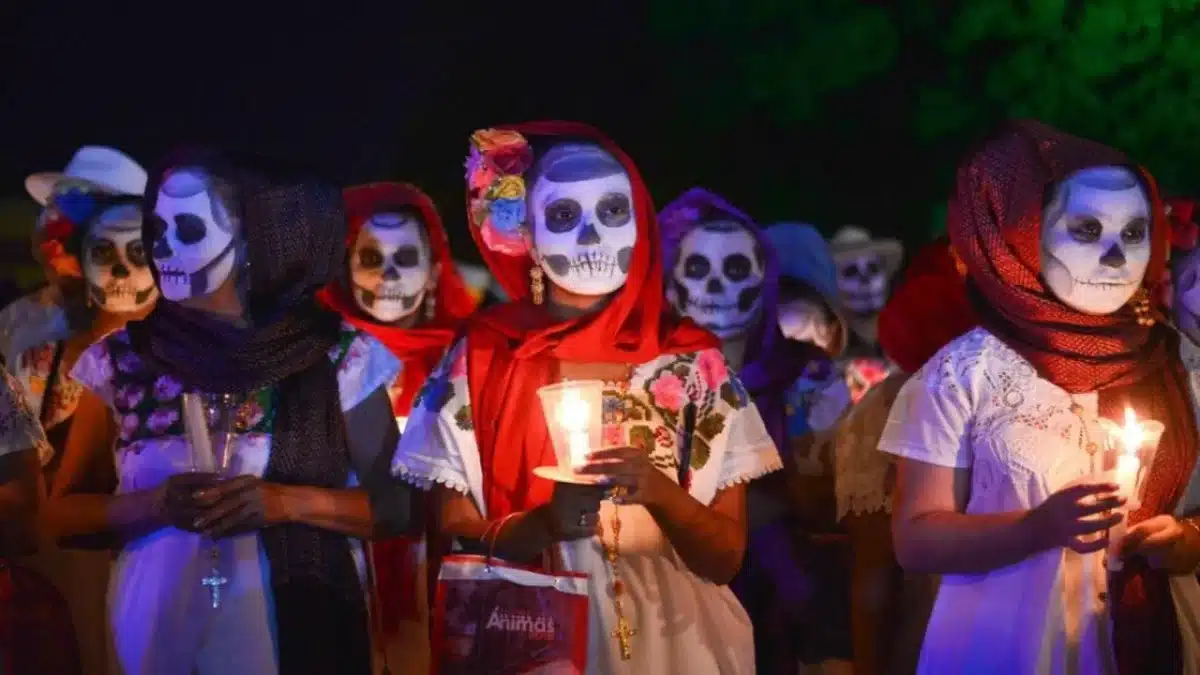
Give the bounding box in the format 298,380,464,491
658,193,835,673
318,181,478,673
393,123,778,674
46,148,412,675
9,194,157,675
883,120,1200,674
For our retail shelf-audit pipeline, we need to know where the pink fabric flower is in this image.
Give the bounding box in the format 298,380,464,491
602,424,624,447
152,375,183,402
696,350,728,391
649,373,686,413
119,414,141,441
146,407,179,435
115,383,145,409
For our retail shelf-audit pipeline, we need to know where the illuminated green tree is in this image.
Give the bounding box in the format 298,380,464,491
651,0,1200,239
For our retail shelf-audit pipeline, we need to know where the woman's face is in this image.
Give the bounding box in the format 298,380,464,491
528,155,637,298
349,211,434,323
148,167,242,302
1040,166,1151,315
82,204,157,313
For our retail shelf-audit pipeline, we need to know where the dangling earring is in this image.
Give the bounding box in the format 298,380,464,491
1131,287,1156,326
424,290,437,321
530,265,545,305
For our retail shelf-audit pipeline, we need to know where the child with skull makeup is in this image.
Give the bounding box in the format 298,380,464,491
883,120,1200,674
318,182,479,674
393,123,777,673
47,149,415,675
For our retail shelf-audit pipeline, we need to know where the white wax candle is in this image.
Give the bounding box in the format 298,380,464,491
1115,454,1140,502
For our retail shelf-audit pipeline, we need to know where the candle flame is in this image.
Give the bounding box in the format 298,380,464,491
1122,406,1144,456
557,388,590,431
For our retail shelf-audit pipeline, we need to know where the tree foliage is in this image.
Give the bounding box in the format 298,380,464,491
651,0,1200,240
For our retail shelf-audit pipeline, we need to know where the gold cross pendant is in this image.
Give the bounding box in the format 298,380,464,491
612,616,636,660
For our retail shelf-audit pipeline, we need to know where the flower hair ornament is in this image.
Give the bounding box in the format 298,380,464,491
1166,198,1199,251
466,129,535,256
36,187,97,280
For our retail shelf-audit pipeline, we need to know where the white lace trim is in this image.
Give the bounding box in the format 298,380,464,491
716,448,782,490
393,462,470,495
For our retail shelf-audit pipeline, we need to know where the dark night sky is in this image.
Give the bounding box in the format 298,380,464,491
1,0,682,261
1,1,937,269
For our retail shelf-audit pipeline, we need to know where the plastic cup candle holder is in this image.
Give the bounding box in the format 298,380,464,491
535,381,606,484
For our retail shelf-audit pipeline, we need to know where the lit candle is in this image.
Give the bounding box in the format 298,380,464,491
1116,407,1144,502
558,389,592,469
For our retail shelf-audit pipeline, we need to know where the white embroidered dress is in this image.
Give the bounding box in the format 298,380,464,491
0,368,50,460
70,324,399,675
879,327,1118,674
393,342,779,674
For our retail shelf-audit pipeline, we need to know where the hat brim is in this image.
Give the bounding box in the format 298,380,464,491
24,172,130,206
831,240,905,276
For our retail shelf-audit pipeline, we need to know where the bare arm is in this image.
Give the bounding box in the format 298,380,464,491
199,386,406,541
0,449,45,556
645,479,747,585
892,459,1038,574
438,488,560,562
44,388,165,547
891,458,1120,575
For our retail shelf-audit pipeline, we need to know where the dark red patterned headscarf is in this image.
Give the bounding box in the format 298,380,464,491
948,119,1195,674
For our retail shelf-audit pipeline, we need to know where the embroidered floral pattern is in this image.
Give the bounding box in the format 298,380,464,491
0,370,51,462
14,342,83,430
104,331,277,451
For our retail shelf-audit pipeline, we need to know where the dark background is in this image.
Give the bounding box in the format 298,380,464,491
4,0,1199,287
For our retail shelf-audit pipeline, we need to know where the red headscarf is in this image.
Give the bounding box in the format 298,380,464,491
948,120,1195,674
877,236,975,373
318,182,477,414
464,121,718,519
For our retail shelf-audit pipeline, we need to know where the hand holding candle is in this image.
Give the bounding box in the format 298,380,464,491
1104,407,1166,571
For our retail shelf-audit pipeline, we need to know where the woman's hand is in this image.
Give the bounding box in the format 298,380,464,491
189,475,289,538
1024,482,1124,554
540,482,605,541
154,472,225,532
1121,515,1200,574
577,446,673,506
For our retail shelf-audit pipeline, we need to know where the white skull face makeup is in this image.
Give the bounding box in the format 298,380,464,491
837,254,888,314
1041,166,1151,315
778,297,837,351
150,168,240,301
669,222,766,339
83,204,157,313
529,145,637,297
350,212,433,323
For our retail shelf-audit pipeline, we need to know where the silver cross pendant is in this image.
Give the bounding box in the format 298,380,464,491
201,566,229,609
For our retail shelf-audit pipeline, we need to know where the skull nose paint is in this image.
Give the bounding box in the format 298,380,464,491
383,266,400,281
577,221,601,245
706,277,724,294
152,238,174,259
112,263,130,279
1100,244,1127,269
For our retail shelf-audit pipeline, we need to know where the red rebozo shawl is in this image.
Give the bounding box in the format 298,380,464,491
877,236,975,373
948,119,1196,675
464,121,718,520
317,182,476,629
318,182,477,414
658,187,815,453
